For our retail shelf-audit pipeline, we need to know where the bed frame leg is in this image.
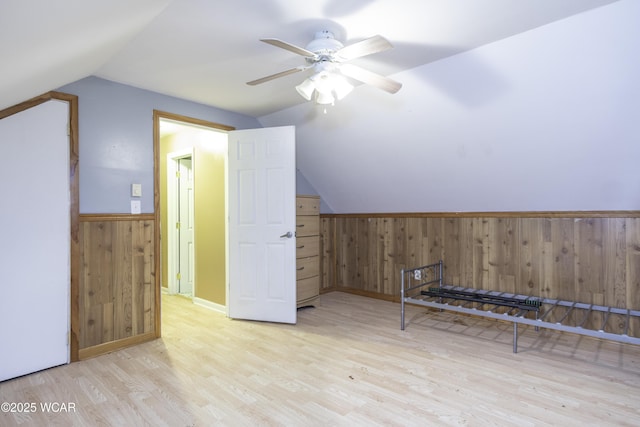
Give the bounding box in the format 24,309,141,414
401,269,405,331
513,323,518,353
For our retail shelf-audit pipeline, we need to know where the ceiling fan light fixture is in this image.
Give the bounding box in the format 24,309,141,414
296,71,353,105
313,71,333,92
295,78,315,100
315,91,335,105
332,75,354,100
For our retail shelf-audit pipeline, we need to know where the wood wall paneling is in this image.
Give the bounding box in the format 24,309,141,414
319,217,335,293
79,215,155,357
627,220,640,335
321,214,640,335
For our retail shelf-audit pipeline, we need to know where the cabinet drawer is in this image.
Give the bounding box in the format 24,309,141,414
297,275,319,301
296,196,320,215
296,256,319,280
296,236,319,259
296,215,319,237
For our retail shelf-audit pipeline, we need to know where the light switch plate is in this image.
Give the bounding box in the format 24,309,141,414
131,200,141,214
131,183,142,197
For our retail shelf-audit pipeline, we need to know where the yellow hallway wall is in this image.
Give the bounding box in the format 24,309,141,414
160,125,226,306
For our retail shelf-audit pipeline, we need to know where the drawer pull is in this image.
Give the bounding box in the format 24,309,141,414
296,224,305,228
297,266,305,271
297,245,305,249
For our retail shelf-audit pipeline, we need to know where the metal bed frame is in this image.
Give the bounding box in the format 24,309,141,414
401,260,640,353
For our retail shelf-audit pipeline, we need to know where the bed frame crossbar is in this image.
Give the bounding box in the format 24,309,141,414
421,288,542,312
401,260,640,353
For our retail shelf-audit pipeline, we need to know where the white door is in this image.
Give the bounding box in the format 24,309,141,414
166,150,195,295
0,100,70,381
178,157,194,295
227,126,296,324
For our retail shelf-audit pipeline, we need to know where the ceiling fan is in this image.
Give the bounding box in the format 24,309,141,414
247,30,402,105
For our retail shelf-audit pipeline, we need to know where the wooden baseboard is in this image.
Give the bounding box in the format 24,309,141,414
329,287,399,303
78,332,156,360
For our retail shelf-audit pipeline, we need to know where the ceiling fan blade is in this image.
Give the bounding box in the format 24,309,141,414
260,38,317,58
335,35,393,61
339,64,402,94
246,66,308,86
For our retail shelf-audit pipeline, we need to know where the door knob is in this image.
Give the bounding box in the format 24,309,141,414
280,231,293,238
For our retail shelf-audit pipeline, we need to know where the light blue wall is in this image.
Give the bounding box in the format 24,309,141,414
59,76,262,213
296,169,332,213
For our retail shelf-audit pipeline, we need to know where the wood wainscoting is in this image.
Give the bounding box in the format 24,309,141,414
79,214,156,359
320,212,640,333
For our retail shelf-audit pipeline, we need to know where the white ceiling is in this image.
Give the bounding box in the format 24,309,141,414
0,0,617,117
4,0,636,214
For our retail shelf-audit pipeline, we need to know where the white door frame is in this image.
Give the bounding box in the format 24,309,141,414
166,148,195,295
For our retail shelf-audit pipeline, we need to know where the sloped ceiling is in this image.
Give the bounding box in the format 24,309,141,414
3,0,637,214
1,0,616,116
259,0,639,213
0,0,172,110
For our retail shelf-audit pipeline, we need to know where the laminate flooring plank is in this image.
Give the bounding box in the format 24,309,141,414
1,292,639,426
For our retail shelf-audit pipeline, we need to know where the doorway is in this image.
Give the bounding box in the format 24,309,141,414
154,110,297,333
157,113,232,315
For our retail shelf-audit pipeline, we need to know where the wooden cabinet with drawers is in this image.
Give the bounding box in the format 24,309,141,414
296,195,320,308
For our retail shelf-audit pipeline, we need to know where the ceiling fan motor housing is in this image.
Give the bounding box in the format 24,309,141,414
306,30,344,57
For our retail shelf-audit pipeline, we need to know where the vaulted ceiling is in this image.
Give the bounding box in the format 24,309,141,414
1,0,616,116
3,0,637,213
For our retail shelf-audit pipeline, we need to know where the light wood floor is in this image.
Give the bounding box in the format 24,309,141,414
2,292,640,426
